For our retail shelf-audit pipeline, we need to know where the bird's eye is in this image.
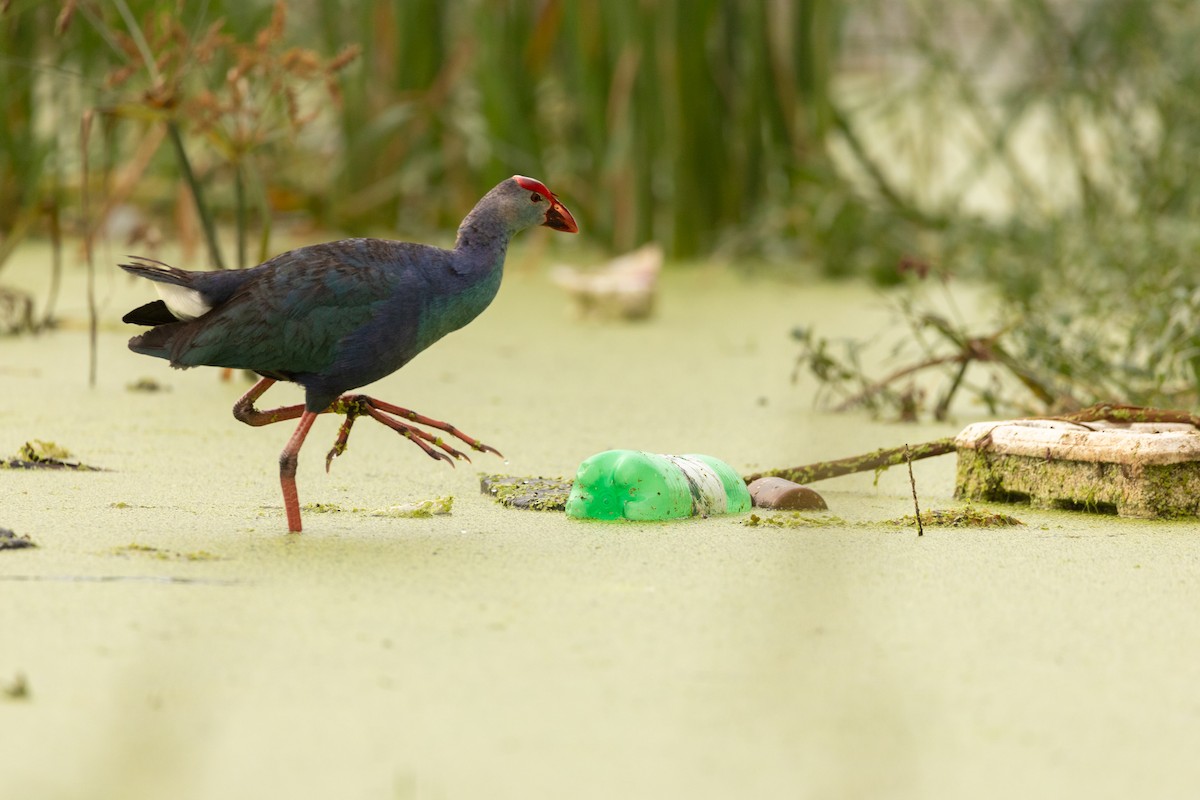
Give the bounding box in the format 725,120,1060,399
530,193,543,203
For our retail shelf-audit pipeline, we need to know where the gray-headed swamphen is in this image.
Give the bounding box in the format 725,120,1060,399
121,176,578,532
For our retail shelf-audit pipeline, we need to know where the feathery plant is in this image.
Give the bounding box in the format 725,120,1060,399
82,0,357,269
797,0,1200,415
0,0,356,273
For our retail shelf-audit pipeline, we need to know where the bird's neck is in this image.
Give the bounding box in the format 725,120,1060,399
453,206,514,274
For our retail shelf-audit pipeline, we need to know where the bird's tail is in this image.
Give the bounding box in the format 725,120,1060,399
118,256,197,287
127,325,181,361
120,256,215,322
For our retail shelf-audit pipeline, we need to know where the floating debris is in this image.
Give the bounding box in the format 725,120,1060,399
743,438,957,486
747,477,828,510
481,474,572,511
126,377,170,392
4,440,102,471
956,418,1200,517
301,502,345,513
550,244,661,321
884,508,1025,529
301,497,454,517
742,512,847,528
2,673,29,701
0,528,36,550
110,543,223,561
743,507,1020,529
566,451,752,521
370,496,453,518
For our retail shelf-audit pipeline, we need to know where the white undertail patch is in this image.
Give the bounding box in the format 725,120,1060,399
155,282,212,321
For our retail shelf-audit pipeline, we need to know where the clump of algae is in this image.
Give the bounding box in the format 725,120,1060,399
111,543,224,561
742,506,1024,530
885,508,1025,528
4,440,100,471
743,512,847,528
480,474,571,511
301,496,454,518
370,496,454,518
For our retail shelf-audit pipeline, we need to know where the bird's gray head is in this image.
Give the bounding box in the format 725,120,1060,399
484,175,579,235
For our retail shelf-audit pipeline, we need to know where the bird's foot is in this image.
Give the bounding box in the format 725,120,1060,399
233,377,307,427
323,395,502,472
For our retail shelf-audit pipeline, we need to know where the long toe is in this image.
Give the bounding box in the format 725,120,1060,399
474,442,503,458
364,398,501,456
362,405,467,464
324,413,360,472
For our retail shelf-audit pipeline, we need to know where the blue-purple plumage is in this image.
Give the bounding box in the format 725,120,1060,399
121,176,571,411
120,175,578,533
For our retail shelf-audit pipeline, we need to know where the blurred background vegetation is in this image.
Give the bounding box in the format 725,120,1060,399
2,0,1199,414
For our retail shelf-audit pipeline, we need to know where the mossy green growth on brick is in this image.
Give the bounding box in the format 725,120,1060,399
955,450,1200,518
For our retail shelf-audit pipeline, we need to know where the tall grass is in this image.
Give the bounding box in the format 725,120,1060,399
0,5,53,267
6,1,1200,278
2,1,842,261
308,0,841,257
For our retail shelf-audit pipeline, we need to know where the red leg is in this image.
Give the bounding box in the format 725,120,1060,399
233,379,315,531
230,380,501,532
280,411,318,533
234,381,499,459
233,378,307,427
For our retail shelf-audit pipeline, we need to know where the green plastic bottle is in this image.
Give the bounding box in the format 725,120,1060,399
565,450,752,521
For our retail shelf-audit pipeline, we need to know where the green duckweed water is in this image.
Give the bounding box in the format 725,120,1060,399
3,241,1200,799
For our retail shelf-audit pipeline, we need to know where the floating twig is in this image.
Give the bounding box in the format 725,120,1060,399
743,437,957,485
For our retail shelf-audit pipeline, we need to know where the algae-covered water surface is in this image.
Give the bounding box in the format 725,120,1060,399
4,244,1200,799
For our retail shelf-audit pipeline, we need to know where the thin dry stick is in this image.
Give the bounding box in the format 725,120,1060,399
832,354,963,412
42,196,62,330
81,110,97,387
1049,403,1200,428
905,444,924,536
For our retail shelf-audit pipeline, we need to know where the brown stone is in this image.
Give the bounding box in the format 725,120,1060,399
747,477,828,511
